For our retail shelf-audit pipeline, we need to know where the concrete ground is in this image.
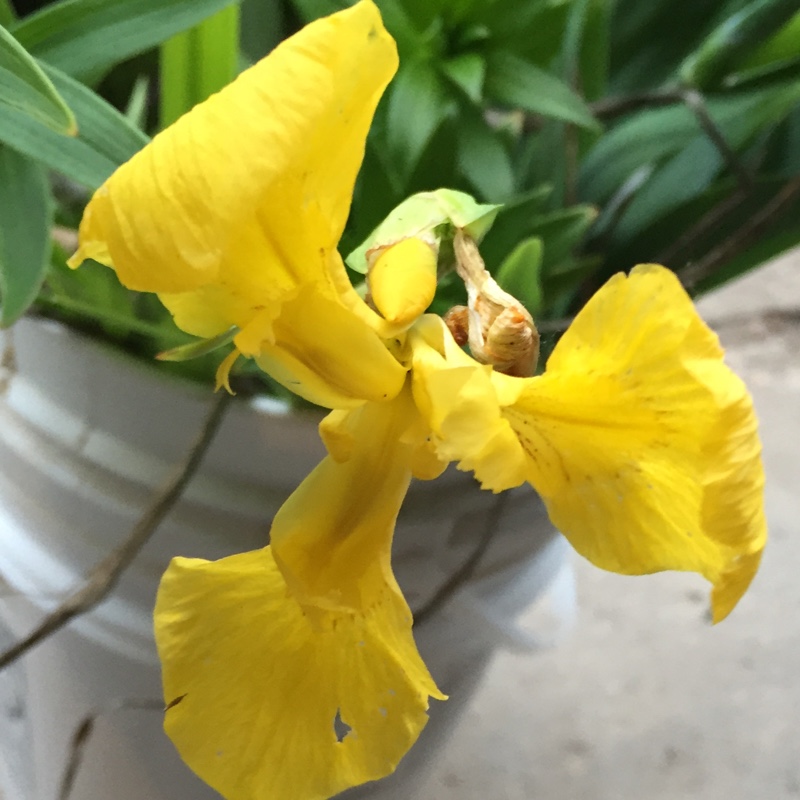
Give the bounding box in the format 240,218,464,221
418,253,800,800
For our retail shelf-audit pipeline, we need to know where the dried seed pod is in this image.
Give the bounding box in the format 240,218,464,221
453,230,539,377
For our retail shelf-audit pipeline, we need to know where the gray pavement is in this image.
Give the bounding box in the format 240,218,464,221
419,254,800,800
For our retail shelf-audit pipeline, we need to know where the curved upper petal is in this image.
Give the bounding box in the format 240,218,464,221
498,265,766,621
70,0,397,310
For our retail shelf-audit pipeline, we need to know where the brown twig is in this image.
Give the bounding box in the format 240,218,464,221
679,174,800,290
0,391,233,671
58,698,164,800
413,493,507,626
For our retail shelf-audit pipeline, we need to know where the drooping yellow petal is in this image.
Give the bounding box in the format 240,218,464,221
495,265,765,621
156,548,442,800
155,385,444,800
270,385,426,611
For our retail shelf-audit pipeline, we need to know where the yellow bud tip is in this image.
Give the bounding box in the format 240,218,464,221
368,237,437,326
214,349,241,395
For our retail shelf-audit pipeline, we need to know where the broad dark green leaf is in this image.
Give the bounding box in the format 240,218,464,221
480,185,553,269
0,145,52,326
0,62,148,188
11,0,238,80
0,23,75,133
495,236,543,314
485,51,600,131
456,111,514,202
386,59,453,184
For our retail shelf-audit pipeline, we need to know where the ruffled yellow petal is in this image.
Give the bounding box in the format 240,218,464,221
497,265,765,621
409,315,528,492
155,547,442,800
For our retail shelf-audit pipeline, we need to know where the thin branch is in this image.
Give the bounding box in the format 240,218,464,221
413,493,508,626
590,89,684,119
679,174,800,290
0,391,233,671
59,699,163,800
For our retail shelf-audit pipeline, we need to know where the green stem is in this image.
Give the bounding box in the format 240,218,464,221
159,4,240,129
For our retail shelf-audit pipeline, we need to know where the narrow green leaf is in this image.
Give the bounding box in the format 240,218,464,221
0,145,52,326
0,62,148,188
495,236,543,314
738,8,800,70
157,327,239,362
124,75,150,130
160,4,239,128
386,59,453,183
11,0,238,81
532,206,598,275
485,50,600,131
0,23,76,134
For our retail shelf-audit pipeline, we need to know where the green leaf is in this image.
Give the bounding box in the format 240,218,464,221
495,236,543,314
479,184,554,268
0,145,52,326
160,4,239,128
0,62,148,188
11,0,239,81
0,0,16,28
0,23,76,134
386,59,453,183
680,0,800,89
485,50,600,131
532,206,598,275
456,110,514,202
440,53,485,103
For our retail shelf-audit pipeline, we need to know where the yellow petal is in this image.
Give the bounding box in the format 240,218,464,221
155,547,442,800
409,315,528,492
270,385,424,611
69,0,397,335
251,289,407,409
499,265,766,620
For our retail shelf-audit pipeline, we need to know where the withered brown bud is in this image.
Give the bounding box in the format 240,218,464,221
452,230,539,377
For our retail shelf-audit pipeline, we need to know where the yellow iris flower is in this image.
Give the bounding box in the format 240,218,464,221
68,2,766,799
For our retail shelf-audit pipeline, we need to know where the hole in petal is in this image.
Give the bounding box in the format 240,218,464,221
333,709,352,743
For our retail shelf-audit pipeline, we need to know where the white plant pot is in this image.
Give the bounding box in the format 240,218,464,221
0,316,575,800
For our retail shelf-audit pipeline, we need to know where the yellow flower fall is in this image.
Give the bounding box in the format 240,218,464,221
69,2,766,799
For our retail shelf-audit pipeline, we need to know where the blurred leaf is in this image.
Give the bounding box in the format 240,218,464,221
0,23,76,134
680,0,799,89
485,51,600,131
288,0,346,22
581,81,800,203
239,0,284,63
495,236,543,314
456,110,514,202
738,8,800,70
532,205,599,274
386,59,452,184
0,63,148,188
160,4,239,127
0,145,52,326
577,0,611,103
0,1,16,27
440,52,485,103
479,184,553,268
11,0,239,81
